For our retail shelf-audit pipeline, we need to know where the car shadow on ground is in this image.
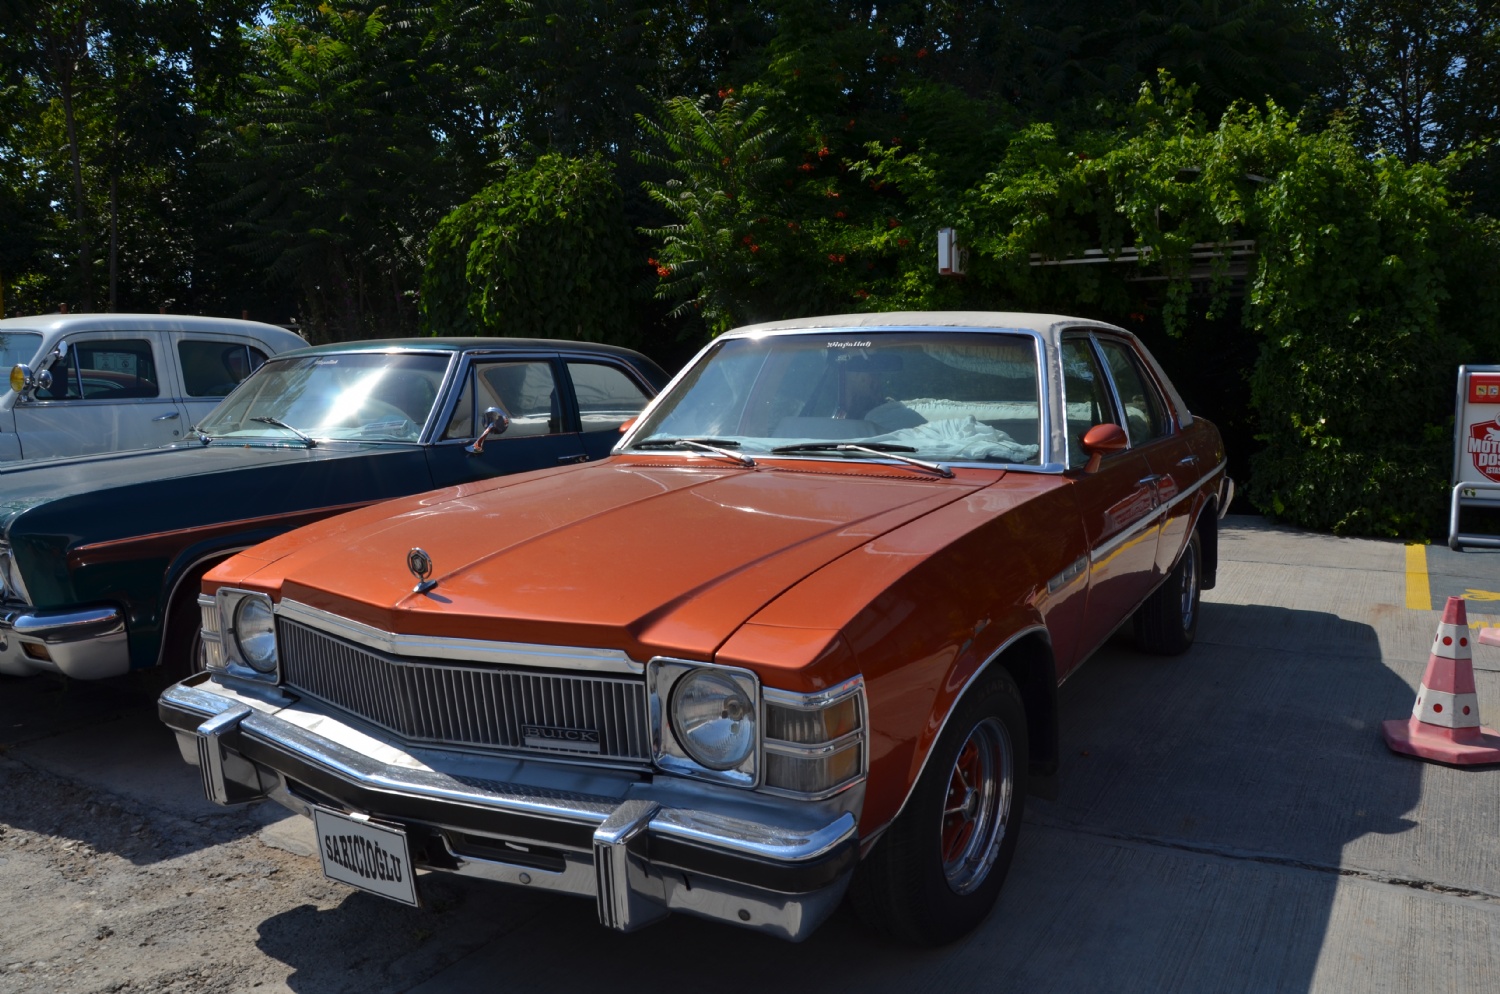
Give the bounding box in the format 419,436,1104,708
0,672,274,864
254,600,1423,994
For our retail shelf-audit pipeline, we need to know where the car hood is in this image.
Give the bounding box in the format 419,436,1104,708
246,460,986,661
0,442,410,537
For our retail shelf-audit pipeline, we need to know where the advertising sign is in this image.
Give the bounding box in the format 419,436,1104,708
1449,365,1500,550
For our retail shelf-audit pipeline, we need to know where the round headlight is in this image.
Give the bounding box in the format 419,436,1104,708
9,364,28,393
233,597,278,674
670,669,756,771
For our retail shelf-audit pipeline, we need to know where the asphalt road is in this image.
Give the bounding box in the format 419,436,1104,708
1,515,1496,993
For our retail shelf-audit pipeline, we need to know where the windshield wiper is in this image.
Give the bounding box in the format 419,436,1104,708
769,442,953,478
770,441,916,453
633,437,754,467
251,416,317,447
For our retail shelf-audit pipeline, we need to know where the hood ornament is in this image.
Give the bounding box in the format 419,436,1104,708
407,547,438,595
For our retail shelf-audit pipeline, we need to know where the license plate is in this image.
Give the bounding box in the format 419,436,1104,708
312,808,420,907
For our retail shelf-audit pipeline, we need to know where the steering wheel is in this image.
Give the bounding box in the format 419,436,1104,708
336,398,420,439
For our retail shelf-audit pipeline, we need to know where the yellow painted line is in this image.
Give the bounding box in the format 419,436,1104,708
1405,544,1432,611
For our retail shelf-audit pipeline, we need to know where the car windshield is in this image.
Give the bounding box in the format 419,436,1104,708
197,352,449,443
1,331,42,371
633,331,1043,465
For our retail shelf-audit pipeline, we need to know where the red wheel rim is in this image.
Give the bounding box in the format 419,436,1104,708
938,716,1014,895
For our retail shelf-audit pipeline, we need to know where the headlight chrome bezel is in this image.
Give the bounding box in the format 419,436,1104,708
204,588,279,683
649,658,760,788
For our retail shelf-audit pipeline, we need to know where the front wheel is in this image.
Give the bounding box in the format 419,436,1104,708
1134,529,1201,655
849,671,1028,945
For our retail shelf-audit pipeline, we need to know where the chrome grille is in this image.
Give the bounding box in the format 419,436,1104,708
278,620,650,763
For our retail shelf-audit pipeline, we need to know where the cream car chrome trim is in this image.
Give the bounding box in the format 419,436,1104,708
274,598,644,674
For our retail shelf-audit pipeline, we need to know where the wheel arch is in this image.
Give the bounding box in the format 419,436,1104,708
151,541,256,670
876,626,1059,842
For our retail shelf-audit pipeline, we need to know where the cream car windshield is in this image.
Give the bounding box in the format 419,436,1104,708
1,331,42,370
197,353,448,443
633,332,1043,465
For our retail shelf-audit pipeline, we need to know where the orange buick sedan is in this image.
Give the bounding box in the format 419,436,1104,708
162,312,1230,945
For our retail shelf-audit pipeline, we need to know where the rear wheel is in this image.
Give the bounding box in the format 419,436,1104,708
1134,530,1201,655
850,671,1028,945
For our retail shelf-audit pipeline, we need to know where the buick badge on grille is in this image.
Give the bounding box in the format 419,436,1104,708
407,547,438,594
522,724,602,753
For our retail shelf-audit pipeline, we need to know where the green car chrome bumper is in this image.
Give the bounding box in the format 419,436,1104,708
0,604,129,679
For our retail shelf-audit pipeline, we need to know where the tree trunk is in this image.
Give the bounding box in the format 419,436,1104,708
59,22,93,312
109,172,118,312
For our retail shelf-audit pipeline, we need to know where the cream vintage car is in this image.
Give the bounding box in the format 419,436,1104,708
2,313,306,462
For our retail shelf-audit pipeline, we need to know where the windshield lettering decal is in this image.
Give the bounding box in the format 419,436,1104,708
826,341,872,349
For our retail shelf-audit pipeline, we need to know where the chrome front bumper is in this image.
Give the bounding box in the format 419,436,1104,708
160,675,859,941
0,604,129,678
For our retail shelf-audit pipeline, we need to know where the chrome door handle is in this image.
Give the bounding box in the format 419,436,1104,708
1137,474,1163,487
558,453,589,464
152,411,180,421
1177,455,1199,467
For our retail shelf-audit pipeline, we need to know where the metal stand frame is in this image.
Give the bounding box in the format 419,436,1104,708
1449,481,1500,550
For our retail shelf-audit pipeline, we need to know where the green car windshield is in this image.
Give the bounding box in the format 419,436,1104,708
197,353,449,443
633,331,1043,465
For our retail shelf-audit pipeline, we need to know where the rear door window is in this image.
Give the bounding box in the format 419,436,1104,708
566,361,652,434
178,340,268,397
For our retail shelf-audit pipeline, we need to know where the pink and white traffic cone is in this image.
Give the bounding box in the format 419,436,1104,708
1382,596,1500,765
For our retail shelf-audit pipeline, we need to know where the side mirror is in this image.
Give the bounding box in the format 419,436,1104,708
465,406,511,455
1080,423,1128,473
617,416,637,435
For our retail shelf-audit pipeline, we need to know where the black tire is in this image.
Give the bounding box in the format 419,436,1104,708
159,574,213,685
849,670,1028,946
1134,529,1201,655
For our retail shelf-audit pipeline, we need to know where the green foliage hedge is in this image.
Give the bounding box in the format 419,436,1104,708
420,154,634,342
638,77,1500,538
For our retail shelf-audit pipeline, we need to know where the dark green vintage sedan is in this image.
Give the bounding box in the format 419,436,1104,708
0,338,668,681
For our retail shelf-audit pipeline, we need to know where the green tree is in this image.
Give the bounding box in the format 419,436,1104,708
420,153,636,343
635,92,794,334
222,2,459,339
838,77,1500,536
